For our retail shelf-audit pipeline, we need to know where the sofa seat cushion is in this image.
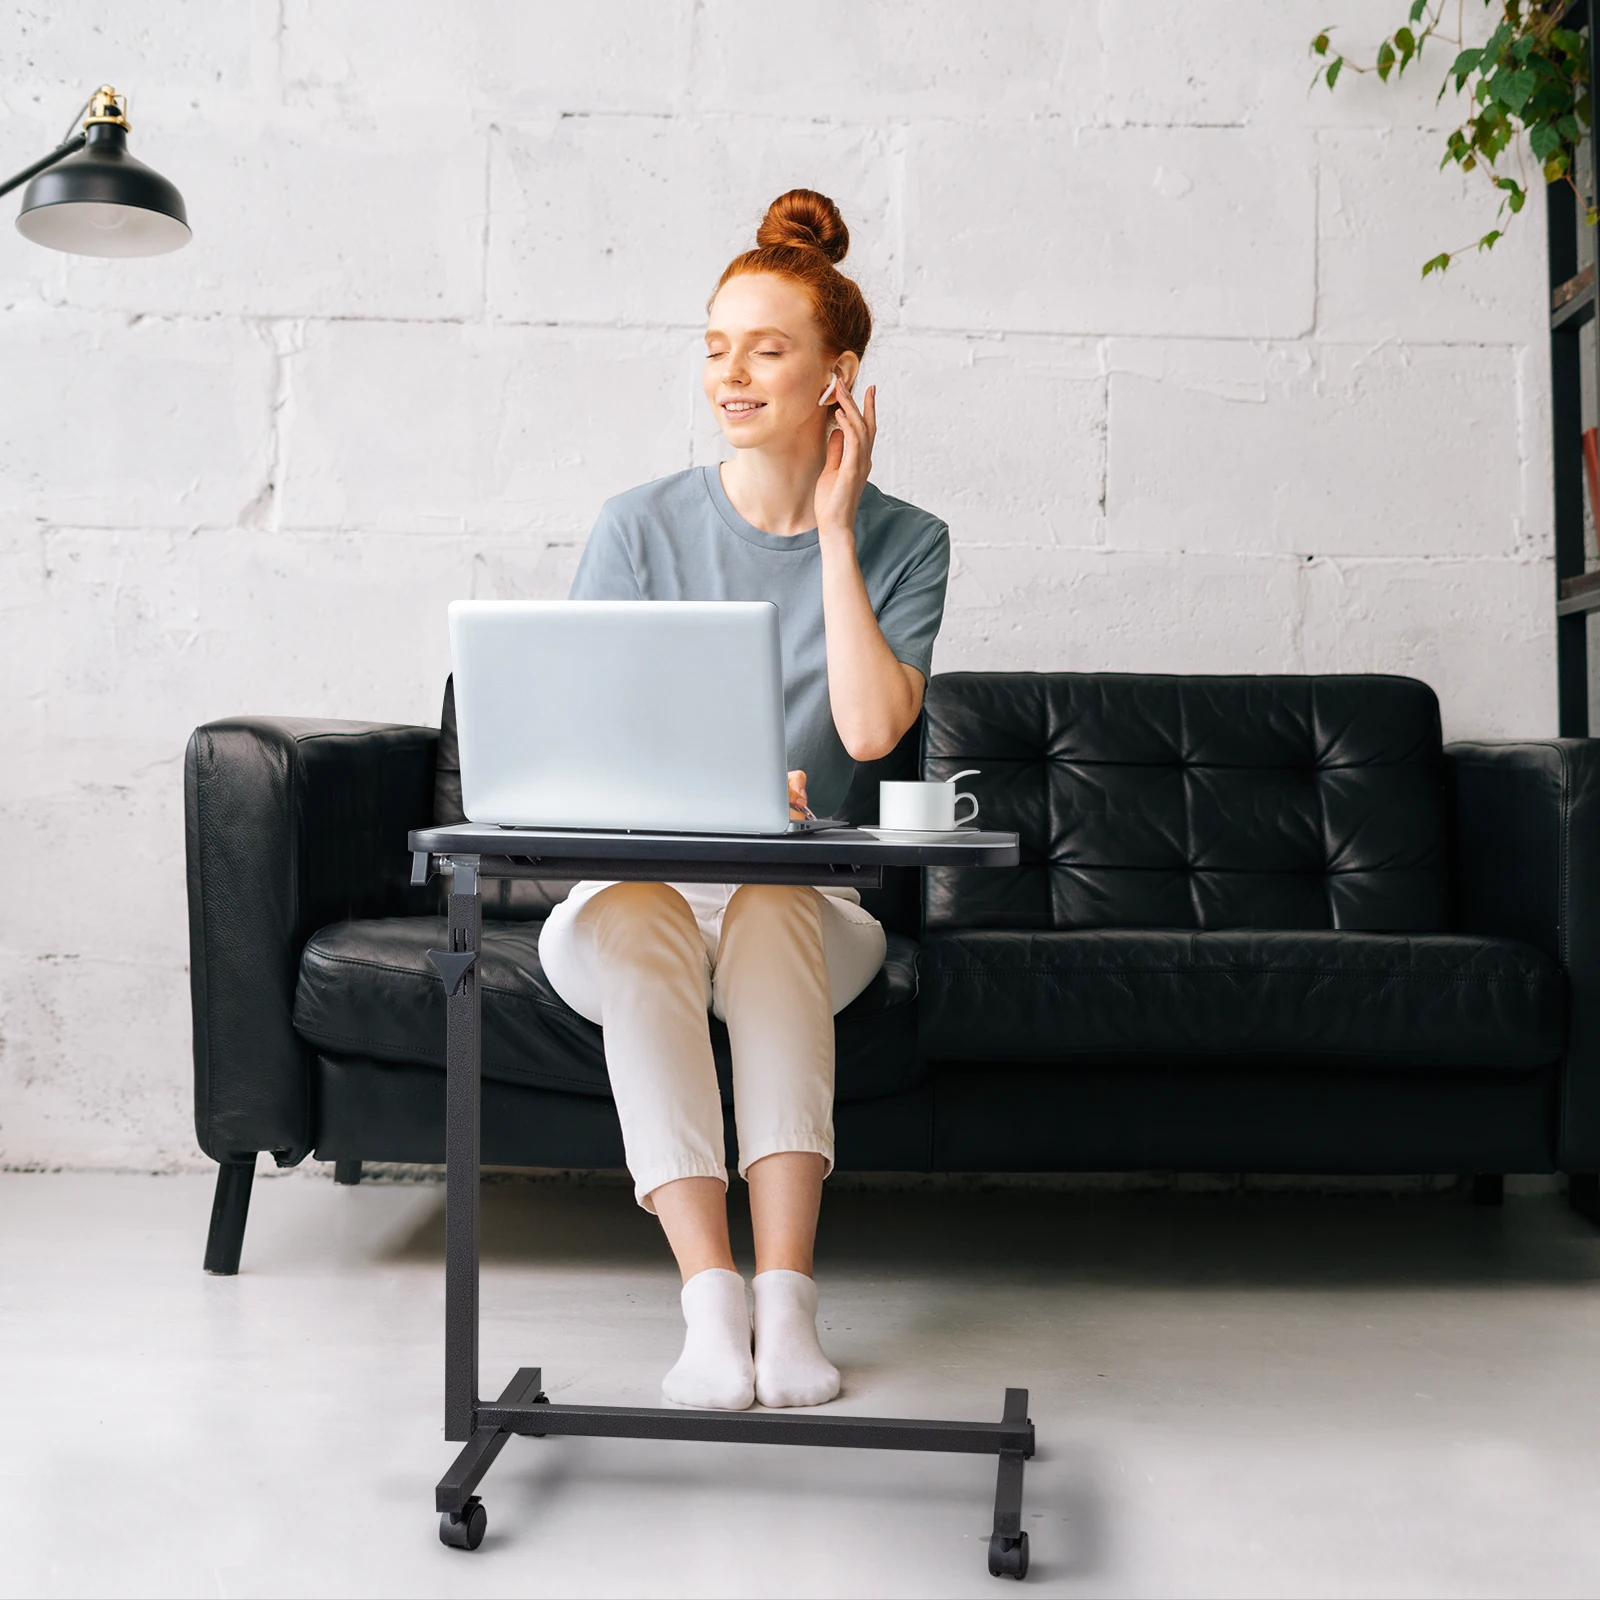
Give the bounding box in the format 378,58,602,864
918,929,1564,1069
293,916,924,1103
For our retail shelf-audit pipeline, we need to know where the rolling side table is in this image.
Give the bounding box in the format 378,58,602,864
406,821,1035,1580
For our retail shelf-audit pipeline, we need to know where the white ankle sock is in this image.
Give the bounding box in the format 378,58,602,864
752,1269,840,1408
661,1268,754,1410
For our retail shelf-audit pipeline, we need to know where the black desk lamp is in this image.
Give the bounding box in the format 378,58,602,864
1,85,189,257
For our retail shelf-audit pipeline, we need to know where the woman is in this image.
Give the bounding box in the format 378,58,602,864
538,189,949,1411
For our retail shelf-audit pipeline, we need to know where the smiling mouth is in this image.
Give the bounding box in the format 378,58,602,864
721,400,767,416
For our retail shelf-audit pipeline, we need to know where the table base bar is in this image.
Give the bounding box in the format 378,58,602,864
473,1388,1033,1453
434,1368,546,1514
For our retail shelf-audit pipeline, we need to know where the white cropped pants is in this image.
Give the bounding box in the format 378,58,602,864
538,880,887,1209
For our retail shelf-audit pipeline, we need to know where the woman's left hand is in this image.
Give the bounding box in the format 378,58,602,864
814,380,877,539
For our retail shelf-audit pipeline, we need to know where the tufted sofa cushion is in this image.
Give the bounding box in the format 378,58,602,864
921,673,1450,934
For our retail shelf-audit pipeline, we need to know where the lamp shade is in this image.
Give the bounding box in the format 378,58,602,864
16,122,189,257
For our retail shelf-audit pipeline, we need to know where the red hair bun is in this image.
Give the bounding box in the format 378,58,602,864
755,189,850,265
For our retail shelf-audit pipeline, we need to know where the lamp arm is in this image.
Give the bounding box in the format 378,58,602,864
0,133,87,202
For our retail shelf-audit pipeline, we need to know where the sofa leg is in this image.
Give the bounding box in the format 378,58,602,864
333,1159,363,1187
203,1159,255,1275
1470,1173,1505,1207
1569,1174,1600,1224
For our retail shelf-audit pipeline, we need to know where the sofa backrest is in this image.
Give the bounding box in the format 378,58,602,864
921,673,1449,934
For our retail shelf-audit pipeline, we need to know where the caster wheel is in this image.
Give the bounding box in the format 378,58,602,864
988,1531,1029,1579
439,1496,486,1550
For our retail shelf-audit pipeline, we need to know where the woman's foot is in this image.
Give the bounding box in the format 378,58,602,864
661,1267,755,1410
752,1269,840,1407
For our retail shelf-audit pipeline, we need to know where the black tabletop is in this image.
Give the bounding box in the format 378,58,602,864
409,821,1019,869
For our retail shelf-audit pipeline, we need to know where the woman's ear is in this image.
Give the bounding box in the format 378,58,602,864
834,351,861,395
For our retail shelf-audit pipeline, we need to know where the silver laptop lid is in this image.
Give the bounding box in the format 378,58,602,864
448,600,792,834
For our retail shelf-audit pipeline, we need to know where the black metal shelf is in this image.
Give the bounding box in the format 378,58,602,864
1545,0,1600,732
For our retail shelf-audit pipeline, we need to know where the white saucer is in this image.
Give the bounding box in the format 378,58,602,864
861,826,979,842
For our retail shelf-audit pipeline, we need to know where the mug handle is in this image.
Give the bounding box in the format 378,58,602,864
949,768,980,828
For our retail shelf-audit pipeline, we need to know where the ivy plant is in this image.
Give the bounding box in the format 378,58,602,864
1313,1,1593,276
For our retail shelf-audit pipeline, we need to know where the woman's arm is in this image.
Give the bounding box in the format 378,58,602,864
813,383,926,762
818,536,926,761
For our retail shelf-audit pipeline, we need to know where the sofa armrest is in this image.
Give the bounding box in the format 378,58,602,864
1446,738,1600,1169
185,717,439,1166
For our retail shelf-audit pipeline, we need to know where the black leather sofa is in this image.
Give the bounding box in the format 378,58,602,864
185,671,1600,1272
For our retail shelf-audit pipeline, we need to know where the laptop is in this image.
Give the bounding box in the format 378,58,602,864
448,600,838,836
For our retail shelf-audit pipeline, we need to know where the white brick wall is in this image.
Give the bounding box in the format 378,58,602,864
0,1,1561,1167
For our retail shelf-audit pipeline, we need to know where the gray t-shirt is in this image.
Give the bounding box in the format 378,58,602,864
570,464,950,819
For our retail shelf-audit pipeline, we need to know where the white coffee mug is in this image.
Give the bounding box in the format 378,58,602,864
879,770,981,831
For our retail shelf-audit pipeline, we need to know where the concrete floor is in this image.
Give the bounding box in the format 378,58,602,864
1,1171,1598,1598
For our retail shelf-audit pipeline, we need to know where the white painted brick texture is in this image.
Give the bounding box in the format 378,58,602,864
0,1,1560,1165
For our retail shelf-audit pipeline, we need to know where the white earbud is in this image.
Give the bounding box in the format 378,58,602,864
817,373,838,407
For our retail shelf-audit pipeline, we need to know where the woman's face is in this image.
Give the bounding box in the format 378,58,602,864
703,272,851,450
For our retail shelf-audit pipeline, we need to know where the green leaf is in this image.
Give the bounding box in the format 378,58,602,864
1551,28,1585,60
1587,207,1599,228
1451,48,1482,76
1546,153,1570,182
1478,230,1503,252
1462,153,1477,171
1422,252,1452,277
1377,40,1396,81
1396,26,1416,56
1312,31,1330,56
1558,114,1582,142
1511,34,1536,64
1531,122,1562,161
1326,56,1343,90
1409,0,1427,21
1492,67,1537,113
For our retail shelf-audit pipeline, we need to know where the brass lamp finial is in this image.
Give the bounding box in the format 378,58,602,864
84,86,129,131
